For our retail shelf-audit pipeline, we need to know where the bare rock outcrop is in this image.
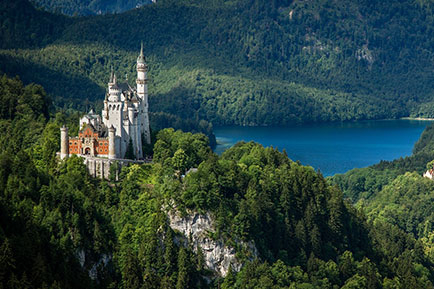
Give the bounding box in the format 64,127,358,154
168,211,257,277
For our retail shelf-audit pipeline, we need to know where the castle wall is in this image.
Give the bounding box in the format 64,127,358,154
69,137,81,154
120,124,128,158
103,102,123,138
83,156,147,180
85,157,112,179
68,127,109,157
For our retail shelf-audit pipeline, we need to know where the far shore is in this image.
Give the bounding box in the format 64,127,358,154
400,117,434,121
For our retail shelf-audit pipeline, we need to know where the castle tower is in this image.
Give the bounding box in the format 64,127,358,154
60,125,69,159
108,72,120,102
108,125,116,159
103,68,124,155
136,42,147,98
136,42,151,145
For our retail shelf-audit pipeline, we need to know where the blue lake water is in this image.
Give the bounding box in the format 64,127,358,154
214,120,433,176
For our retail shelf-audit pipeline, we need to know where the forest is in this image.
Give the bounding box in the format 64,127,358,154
1,74,434,288
1,0,434,128
2,0,434,287
331,123,434,267
30,0,152,16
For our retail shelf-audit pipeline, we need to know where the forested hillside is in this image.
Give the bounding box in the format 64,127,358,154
2,1,434,287
0,74,433,288
31,0,152,16
1,0,434,127
331,122,434,266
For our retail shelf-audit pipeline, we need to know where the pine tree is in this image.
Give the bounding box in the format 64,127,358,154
124,138,135,160
221,266,236,289
121,248,141,289
0,238,15,283
164,228,177,277
176,247,190,289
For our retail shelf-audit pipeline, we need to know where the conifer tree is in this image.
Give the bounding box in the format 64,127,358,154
176,247,190,289
124,138,135,160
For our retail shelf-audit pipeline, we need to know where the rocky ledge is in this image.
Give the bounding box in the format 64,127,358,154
168,211,257,277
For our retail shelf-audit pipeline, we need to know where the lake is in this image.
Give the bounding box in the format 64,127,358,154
214,120,433,176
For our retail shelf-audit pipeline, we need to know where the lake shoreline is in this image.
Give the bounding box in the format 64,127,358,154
214,119,430,176
214,118,434,130
400,117,434,121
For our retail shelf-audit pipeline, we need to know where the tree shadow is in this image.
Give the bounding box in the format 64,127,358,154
0,53,104,110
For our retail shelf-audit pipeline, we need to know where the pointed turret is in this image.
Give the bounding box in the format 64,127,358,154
136,42,147,97
137,41,145,64
107,67,120,102
109,66,114,83
135,42,151,146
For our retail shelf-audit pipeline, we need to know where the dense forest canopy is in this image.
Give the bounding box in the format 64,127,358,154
0,74,433,288
1,0,434,127
331,122,434,270
30,0,153,16
2,0,434,287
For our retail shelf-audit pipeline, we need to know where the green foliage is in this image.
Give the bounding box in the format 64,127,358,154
359,173,434,253
0,150,116,288
0,74,49,120
153,128,213,173
3,0,434,129
150,112,216,148
427,160,434,170
1,75,433,288
331,122,434,272
31,0,153,16
0,75,207,288
169,140,434,287
0,0,67,49
0,74,51,156
123,138,135,160
414,124,434,155
332,123,434,201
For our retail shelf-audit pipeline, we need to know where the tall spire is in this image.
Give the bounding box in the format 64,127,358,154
109,66,114,83
137,41,145,64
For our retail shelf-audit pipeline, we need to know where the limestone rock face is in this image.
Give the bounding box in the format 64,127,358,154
168,211,258,277
76,249,110,280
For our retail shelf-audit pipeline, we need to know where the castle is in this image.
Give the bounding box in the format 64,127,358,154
60,45,151,167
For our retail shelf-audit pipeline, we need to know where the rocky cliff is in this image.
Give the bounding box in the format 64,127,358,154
168,211,258,277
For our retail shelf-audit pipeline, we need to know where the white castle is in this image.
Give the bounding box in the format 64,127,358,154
60,44,151,162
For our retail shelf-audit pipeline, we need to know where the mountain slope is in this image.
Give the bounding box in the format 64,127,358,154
31,0,152,16
331,123,434,264
0,75,433,288
1,0,434,126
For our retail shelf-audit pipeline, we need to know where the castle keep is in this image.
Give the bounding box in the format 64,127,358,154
60,45,151,171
